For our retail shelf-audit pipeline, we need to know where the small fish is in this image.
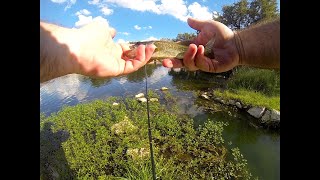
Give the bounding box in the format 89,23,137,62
123,36,216,63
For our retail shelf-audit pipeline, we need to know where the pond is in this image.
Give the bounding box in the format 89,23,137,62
40,64,280,180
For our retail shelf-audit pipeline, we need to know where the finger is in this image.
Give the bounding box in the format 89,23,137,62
187,17,205,31
162,58,184,68
196,45,226,73
122,45,154,74
183,44,199,71
145,44,156,61
109,27,116,38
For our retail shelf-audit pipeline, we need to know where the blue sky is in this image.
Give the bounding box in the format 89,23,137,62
40,0,280,43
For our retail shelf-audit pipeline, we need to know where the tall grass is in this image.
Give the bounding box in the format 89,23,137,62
228,67,280,96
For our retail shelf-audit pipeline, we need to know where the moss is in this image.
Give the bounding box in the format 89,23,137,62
40,90,255,179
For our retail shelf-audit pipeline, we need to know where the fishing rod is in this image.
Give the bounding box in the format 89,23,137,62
144,65,157,180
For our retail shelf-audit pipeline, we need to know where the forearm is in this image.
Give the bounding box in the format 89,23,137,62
40,22,78,83
234,18,280,69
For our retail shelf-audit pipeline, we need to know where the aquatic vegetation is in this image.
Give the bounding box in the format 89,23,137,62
40,91,254,179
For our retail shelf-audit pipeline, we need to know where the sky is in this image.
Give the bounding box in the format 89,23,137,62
40,0,280,43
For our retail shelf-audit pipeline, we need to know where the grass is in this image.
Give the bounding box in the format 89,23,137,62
228,67,280,96
215,67,280,110
214,89,280,111
40,91,255,179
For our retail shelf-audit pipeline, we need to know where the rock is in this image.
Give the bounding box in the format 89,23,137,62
161,87,169,91
235,102,242,109
201,94,210,100
261,110,271,123
214,97,221,102
260,109,280,128
247,107,266,118
111,116,137,135
112,102,119,106
137,97,147,103
127,148,150,160
228,99,236,105
150,98,158,102
271,109,280,121
135,93,144,98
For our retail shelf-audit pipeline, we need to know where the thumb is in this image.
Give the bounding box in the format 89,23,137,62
187,17,205,31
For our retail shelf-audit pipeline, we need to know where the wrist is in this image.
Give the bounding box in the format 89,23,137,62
233,31,245,66
41,22,80,75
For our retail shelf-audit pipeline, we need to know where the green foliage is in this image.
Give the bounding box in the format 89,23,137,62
249,0,279,23
175,32,197,41
40,91,254,179
214,89,280,111
227,67,280,96
215,0,279,30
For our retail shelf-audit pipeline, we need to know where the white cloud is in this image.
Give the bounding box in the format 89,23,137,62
158,0,188,21
88,0,99,5
100,6,113,15
134,25,152,30
100,0,212,22
117,39,129,44
134,25,141,30
51,0,76,11
143,36,158,41
75,15,109,27
119,32,130,35
105,0,160,14
187,2,212,21
51,0,67,3
88,1,113,16
75,9,91,16
84,0,213,22
143,26,152,29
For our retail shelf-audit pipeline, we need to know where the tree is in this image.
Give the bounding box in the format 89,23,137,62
214,0,279,30
249,0,279,23
215,0,250,30
174,32,197,42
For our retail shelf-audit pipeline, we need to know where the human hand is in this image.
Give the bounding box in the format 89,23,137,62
67,21,156,78
162,17,239,73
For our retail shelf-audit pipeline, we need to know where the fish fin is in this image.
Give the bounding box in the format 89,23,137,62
204,34,216,59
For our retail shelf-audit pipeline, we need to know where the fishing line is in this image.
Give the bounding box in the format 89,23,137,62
144,64,157,180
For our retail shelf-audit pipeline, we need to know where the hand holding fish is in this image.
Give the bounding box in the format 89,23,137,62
162,17,239,73
40,20,156,83
163,17,280,72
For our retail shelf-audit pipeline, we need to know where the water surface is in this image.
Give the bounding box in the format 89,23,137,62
40,64,280,179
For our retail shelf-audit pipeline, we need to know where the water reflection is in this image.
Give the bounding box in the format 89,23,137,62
40,64,280,180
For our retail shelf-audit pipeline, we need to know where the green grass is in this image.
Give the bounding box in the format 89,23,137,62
40,91,254,179
214,67,280,111
214,89,280,111
228,67,280,96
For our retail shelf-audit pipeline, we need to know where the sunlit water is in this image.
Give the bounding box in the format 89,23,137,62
40,64,280,180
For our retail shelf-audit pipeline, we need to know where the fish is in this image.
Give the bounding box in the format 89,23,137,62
123,37,216,63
